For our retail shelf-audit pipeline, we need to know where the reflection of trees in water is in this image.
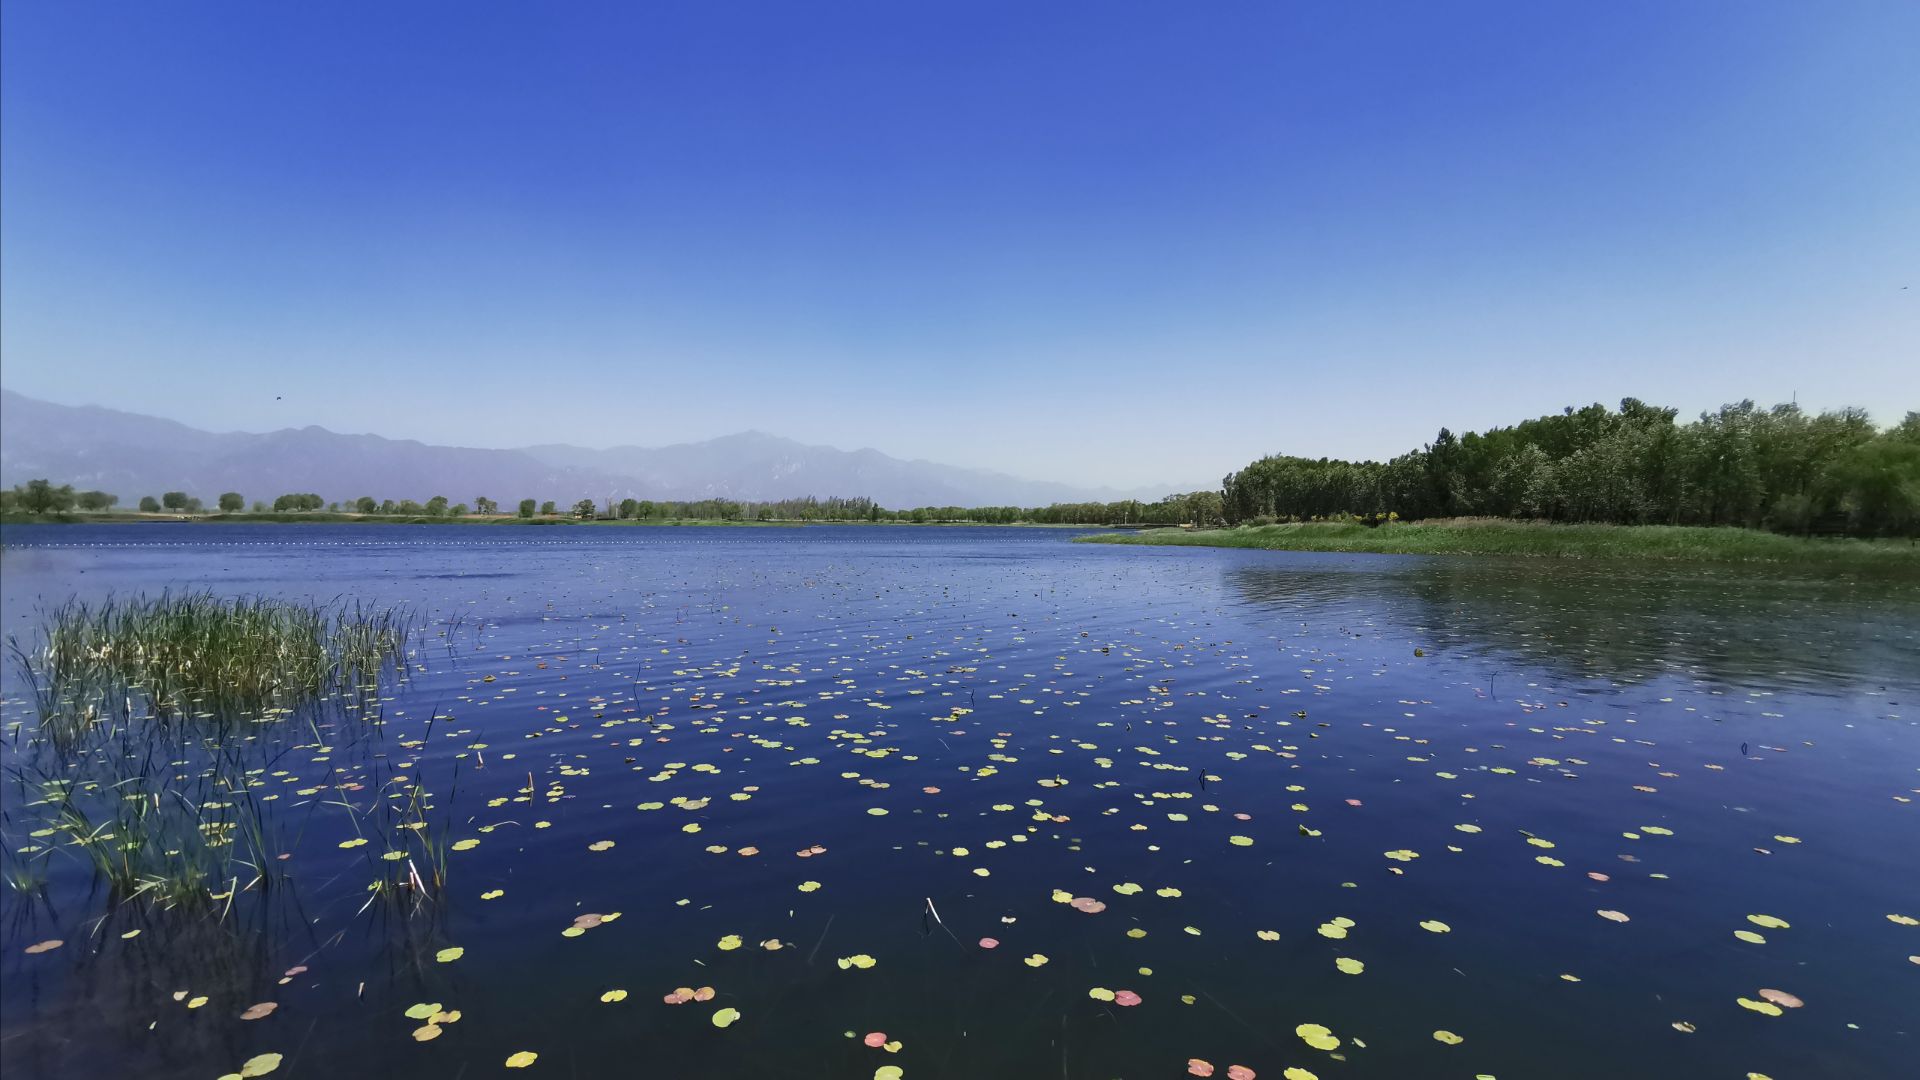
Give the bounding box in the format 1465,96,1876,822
1224,559,1920,693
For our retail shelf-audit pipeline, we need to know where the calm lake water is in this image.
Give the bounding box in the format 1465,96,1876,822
2,524,1916,1080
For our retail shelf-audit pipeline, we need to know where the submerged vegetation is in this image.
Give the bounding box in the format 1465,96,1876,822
1080,518,1920,564
3,594,422,907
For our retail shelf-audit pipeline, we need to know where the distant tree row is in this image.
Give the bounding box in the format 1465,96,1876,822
4,481,1221,526
24,399,1907,535
1,480,119,513
1220,399,1920,535
544,491,1225,526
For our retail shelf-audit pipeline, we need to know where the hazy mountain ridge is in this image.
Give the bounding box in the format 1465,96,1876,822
0,390,1189,508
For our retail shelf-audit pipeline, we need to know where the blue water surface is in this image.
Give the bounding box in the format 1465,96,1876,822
1,524,1915,1080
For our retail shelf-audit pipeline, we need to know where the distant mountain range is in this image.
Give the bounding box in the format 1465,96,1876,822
0,389,1194,508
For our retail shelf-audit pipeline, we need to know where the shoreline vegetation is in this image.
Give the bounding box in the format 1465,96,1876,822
4,398,1916,561
0,509,1095,528
1078,518,1917,565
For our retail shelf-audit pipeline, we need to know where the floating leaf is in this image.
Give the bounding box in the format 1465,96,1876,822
1419,920,1450,933
505,1050,538,1068
1433,1030,1463,1045
240,1002,278,1021
1334,957,1364,975
239,1053,282,1077
1295,1023,1340,1051
712,1006,741,1028
435,946,464,963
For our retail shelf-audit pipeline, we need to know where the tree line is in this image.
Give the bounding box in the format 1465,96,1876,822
1221,399,1920,535
3,482,1224,527
8,398,1914,535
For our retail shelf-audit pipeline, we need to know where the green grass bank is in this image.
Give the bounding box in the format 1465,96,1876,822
1076,518,1919,565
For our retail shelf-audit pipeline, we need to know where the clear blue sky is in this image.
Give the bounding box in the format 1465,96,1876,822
3,1,1915,490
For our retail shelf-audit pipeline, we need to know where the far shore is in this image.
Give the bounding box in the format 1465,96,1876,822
0,510,1104,528
1076,518,1919,566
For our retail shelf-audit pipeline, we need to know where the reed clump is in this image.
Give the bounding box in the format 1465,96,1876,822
3,593,416,907
16,593,411,738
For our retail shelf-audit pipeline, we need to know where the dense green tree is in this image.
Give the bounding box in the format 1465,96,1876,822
138,495,162,512
77,490,118,511
474,496,498,515
355,496,378,513
218,492,245,512
1217,398,1918,536
425,495,450,516
540,501,556,515
162,491,192,511
572,498,598,519
16,479,77,513
518,498,537,518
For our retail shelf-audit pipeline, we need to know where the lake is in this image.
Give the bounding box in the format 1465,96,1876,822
2,524,1916,1080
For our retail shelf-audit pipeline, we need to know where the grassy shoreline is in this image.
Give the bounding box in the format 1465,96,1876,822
1076,518,1919,565
0,510,1100,528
